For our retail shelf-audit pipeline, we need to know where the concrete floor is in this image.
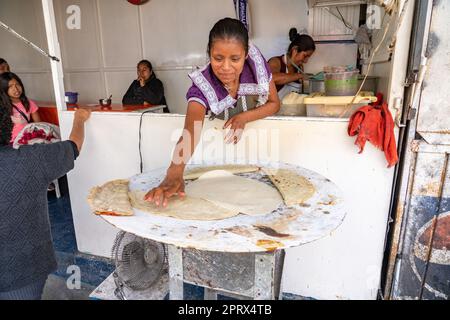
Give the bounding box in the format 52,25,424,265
42,177,114,300
42,275,94,300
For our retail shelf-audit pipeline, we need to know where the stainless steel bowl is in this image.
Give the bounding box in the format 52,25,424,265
310,79,325,93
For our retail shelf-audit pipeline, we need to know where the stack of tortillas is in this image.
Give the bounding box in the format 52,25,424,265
87,165,316,220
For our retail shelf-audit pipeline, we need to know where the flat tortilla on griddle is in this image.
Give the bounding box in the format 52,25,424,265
262,168,316,206
183,164,260,180
185,170,283,216
129,190,240,220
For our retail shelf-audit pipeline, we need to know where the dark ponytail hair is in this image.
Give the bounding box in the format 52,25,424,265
0,92,13,146
207,17,249,57
288,28,316,56
0,72,30,112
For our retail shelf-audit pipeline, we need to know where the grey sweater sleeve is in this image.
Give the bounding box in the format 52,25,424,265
35,141,78,183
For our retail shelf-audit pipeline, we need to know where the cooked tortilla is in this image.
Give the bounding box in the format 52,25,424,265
262,168,316,206
87,179,133,216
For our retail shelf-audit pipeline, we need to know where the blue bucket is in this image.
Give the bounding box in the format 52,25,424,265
65,92,78,104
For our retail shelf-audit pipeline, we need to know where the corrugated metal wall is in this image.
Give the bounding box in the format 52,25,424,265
392,142,449,299
308,5,360,40
387,0,449,300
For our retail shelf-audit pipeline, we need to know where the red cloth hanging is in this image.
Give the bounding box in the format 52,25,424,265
347,93,399,167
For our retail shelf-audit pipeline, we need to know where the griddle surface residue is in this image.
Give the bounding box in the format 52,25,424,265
254,225,290,238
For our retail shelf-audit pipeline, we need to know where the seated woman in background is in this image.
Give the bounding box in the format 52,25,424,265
0,72,41,144
268,28,315,97
122,60,169,113
0,58,10,74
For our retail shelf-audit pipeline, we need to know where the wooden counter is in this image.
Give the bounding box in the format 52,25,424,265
36,101,165,126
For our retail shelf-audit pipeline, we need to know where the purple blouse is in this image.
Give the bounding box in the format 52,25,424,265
186,43,272,115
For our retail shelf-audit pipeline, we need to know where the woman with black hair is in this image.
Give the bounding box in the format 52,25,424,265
268,28,316,96
0,72,41,143
144,17,280,207
122,59,169,113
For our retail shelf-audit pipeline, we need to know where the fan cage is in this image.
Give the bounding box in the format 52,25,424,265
111,231,168,291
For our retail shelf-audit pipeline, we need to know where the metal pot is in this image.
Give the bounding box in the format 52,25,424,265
305,77,378,95
305,79,325,94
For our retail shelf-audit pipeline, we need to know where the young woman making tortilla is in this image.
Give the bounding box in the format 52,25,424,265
145,17,280,207
268,28,315,95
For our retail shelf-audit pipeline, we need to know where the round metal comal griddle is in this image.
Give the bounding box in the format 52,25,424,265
100,161,347,253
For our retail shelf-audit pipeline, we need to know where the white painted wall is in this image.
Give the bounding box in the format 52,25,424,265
248,0,309,59
366,0,416,113
304,42,358,74
2,0,358,112
0,0,54,101
60,111,395,299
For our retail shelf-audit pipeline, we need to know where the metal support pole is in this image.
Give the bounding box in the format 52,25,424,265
168,245,184,300
254,252,277,300
41,0,66,114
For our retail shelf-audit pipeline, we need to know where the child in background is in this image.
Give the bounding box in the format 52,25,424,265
0,72,41,143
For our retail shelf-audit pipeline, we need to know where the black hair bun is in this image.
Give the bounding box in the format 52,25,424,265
289,28,298,42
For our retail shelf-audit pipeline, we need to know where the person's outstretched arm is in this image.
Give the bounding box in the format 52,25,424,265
268,57,304,86
38,108,91,184
144,102,206,207
69,108,91,152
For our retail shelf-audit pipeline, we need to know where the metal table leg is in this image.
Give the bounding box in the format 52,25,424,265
168,245,184,300
169,246,284,300
254,250,285,300
203,288,218,300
